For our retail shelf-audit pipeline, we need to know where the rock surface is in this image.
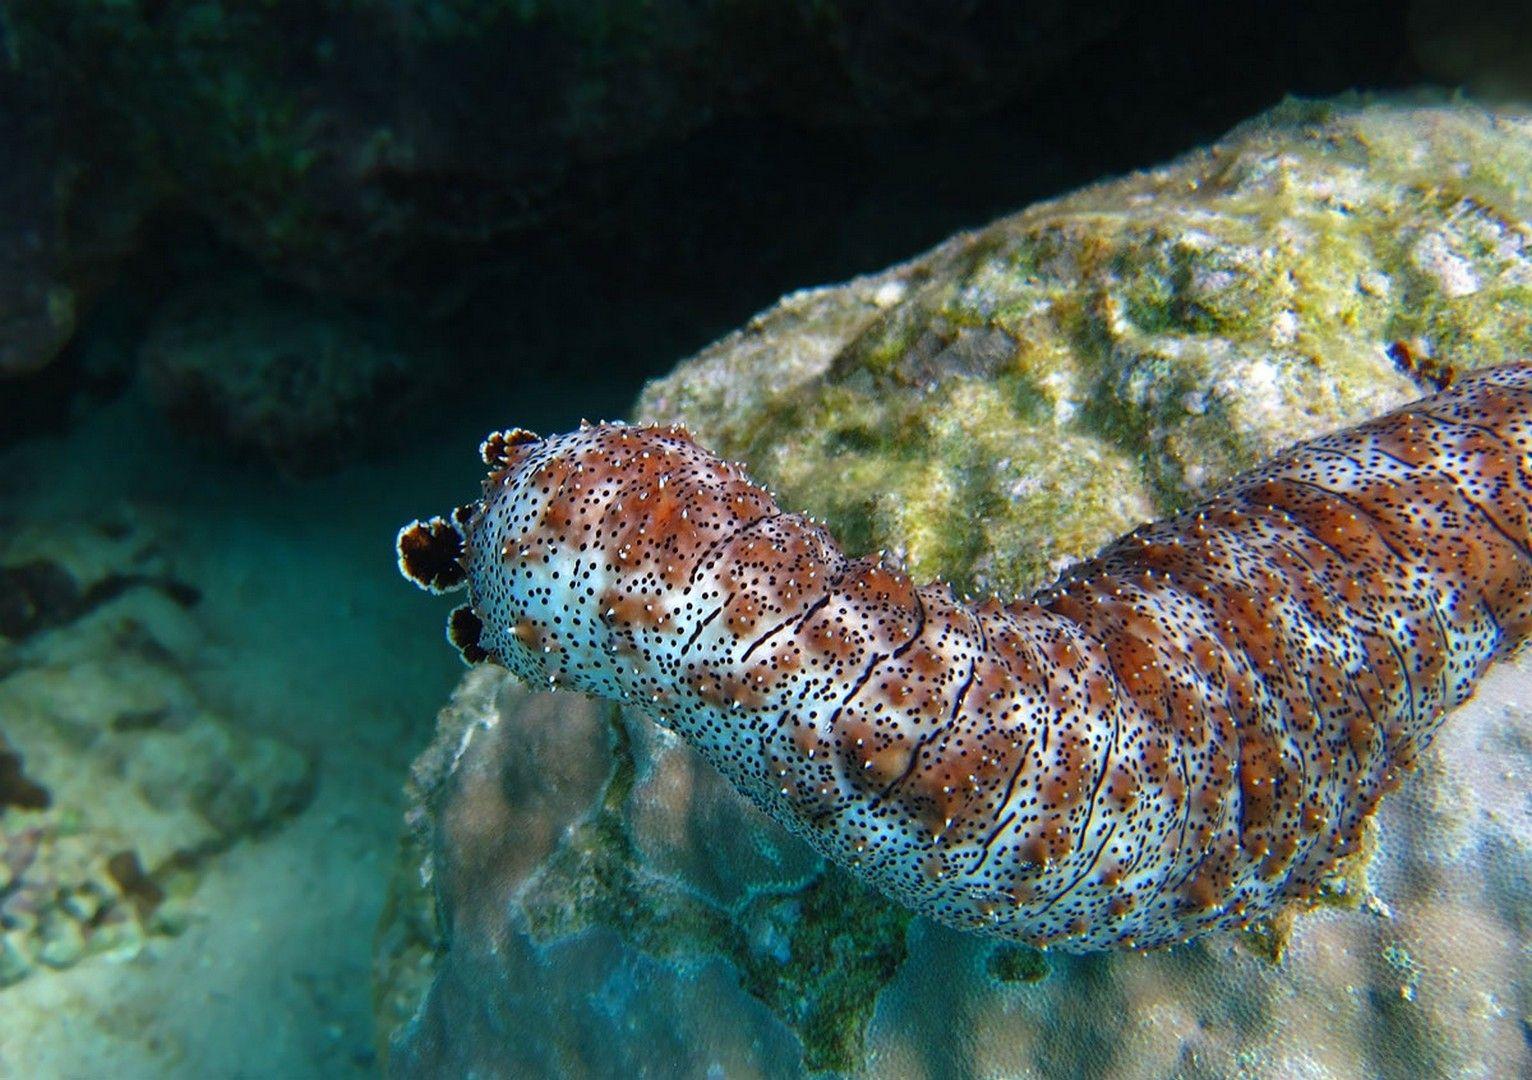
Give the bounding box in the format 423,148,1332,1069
0,65,150,378
641,93,1532,597
139,269,441,473
377,96,1532,1077
0,511,314,992
382,656,1530,1077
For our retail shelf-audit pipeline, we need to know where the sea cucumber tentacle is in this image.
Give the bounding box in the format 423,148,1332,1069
400,362,1532,950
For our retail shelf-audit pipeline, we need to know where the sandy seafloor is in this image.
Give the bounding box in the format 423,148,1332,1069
0,370,640,1078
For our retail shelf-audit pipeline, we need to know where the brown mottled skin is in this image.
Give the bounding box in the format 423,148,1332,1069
400,362,1531,950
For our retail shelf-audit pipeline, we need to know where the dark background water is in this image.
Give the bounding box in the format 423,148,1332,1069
9,0,1524,452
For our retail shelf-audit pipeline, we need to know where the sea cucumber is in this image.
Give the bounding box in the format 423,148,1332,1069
398,362,1531,950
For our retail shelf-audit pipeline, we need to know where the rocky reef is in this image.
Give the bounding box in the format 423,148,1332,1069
0,0,1133,378
139,268,442,475
7,1,1127,295
382,659,1529,1076
0,510,314,993
376,96,1532,1076
641,94,1532,598
0,62,149,381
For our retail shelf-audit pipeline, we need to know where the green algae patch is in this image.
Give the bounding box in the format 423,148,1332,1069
520,707,735,956
735,871,912,1074
712,369,1153,598
987,942,1049,985
519,706,911,1074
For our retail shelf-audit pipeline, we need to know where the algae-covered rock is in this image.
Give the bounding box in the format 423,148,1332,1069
641,93,1532,596
378,96,1532,1077
0,512,315,991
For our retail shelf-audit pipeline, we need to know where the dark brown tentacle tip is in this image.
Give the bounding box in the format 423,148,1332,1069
480,428,540,468
1386,339,1456,392
396,516,468,593
447,604,493,664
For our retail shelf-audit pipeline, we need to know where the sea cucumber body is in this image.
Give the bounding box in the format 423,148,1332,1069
405,363,1531,950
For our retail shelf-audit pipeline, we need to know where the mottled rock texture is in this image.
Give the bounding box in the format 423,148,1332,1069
641,95,1532,597
382,658,1529,1077
378,97,1531,1076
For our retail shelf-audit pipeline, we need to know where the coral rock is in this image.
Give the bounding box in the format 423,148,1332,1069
140,271,439,473
380,95,1532,1076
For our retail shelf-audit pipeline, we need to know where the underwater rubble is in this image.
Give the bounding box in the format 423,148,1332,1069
0,511,314,993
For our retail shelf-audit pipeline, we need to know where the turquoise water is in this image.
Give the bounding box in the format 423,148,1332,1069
0,338,653,1074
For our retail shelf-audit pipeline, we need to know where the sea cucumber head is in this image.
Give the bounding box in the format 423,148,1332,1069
456,423,788,699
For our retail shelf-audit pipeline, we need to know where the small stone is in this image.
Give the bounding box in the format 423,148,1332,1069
37,912,86,969
0,931,33,986
60,883,108,923
86,912,145,963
